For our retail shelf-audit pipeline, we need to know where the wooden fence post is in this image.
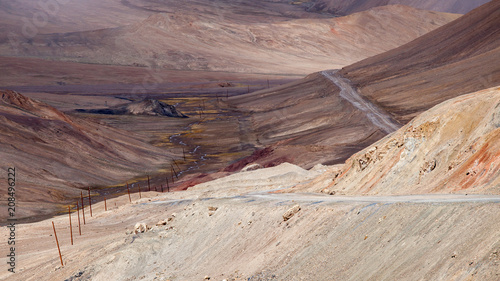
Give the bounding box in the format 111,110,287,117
52,221,63,267
68,206,73,245
80,191,86,225
88,187,92,217
76,201,81,235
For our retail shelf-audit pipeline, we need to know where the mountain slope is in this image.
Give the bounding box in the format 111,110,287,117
340,0,500,122
0,90,177,221
229,0,498,168
0,0,334,36
229,72,388,167
312,0,491,15
0,5,459,75
291,86,500,195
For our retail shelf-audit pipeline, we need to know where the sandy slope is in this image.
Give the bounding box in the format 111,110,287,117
0,5,459,75
291,86,500,196
1,165,498,280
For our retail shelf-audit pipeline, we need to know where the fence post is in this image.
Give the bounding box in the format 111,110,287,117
80,191,86,225
88,187,92,217
68,206,73,245
76,201,81,235
52,221,63,267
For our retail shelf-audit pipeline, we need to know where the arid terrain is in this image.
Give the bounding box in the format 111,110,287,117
313,0,491,14
0,0,499,280
0,4,459,74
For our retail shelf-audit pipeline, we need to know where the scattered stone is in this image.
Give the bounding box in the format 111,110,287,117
420,159,437,175
357,146,378,171
204,276,211,280
208,206,218,216
156,220,167,226
282,205,301,221
322,189,336,195
241,163,263,172
134,222,148,234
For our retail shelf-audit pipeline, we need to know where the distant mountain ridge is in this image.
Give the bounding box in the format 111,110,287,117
0,5,459,75
312,0,491,15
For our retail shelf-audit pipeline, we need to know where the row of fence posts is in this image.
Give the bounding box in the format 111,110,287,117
50,96,223,265
51,166,181,266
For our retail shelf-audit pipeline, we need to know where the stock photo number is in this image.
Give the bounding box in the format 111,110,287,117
7,167,16,273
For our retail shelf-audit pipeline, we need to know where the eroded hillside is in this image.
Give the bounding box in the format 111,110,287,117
290,86,500,195
0,90,179,221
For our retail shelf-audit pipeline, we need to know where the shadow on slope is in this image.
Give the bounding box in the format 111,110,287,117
0,90,177,222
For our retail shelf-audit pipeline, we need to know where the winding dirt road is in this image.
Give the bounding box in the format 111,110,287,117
321,70,401,134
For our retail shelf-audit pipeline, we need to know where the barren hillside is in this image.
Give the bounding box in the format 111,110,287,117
2,89,499,280
0,90,179,221
313,0,491,15
0,5,459,75
0,0,331,36
229,72,388,167
227,0,499,168
340,0,500,122
292,86,500,195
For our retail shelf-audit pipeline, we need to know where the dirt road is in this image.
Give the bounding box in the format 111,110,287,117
248,191,500,204
152,190,500,206
321,70,401,134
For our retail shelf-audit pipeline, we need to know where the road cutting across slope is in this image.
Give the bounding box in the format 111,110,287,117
246,192,500,204
321,70,401,134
